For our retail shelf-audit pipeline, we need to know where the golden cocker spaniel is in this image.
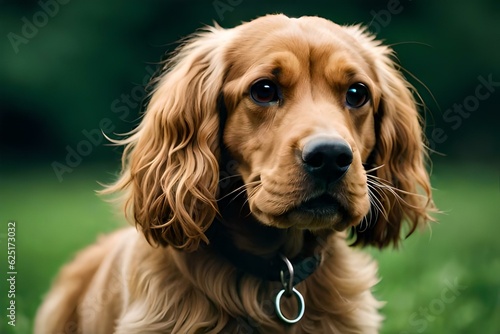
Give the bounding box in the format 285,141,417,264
35,14,435,333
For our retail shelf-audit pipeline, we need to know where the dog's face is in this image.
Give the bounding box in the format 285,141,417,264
222,16,379,231
107,15,434,251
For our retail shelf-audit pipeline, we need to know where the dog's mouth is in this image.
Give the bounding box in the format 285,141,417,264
294,194,340,216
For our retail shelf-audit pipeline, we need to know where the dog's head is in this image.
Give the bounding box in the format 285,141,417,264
106,15,434,251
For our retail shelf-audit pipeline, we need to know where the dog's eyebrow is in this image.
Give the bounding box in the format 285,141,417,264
236,51,301,89
324,55,370,90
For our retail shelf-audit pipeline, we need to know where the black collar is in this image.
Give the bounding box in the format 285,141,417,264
206,222,321,285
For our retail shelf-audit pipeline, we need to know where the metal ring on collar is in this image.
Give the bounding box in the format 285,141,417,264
279,254,294,296
274,287,305,324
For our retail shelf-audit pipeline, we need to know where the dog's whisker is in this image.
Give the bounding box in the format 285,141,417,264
217,181,261,202
364,164,386,174
367,183,389,221
366,165,427,200
218,174,242,184
243,183,261,204
370,179,421,207
366,190,378,224
225,182,263,212
367,174,428,200
227,188,251,206
241,183,262,217
358,214,370,233
368,179,426,215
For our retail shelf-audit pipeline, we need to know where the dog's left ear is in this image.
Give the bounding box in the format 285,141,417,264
345,26,436,248
104,26,231,251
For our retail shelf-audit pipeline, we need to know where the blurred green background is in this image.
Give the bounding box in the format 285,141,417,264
1,0,499,333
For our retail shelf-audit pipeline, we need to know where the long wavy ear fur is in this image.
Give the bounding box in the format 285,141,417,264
102,26,231,251
346,26,436,248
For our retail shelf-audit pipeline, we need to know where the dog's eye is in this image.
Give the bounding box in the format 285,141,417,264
346,83,370,108
250,79,280,106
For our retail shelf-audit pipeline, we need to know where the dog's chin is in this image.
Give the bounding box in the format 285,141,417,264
252,194,353,231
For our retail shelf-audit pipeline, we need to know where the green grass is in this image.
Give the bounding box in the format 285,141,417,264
0,164,123,334
370,164,500,333
1,163,498,333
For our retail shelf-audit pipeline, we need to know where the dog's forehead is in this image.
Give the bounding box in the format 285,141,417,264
237,14,344,36
225,15,373,84
232,15,358,52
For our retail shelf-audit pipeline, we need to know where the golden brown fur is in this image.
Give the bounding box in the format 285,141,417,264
35,14,435,333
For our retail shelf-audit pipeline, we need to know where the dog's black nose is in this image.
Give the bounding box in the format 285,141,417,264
302,137,353,184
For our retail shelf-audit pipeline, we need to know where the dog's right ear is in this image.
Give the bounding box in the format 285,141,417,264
103,26,233,251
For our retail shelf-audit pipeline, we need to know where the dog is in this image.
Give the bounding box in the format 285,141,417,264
35,14,435,333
